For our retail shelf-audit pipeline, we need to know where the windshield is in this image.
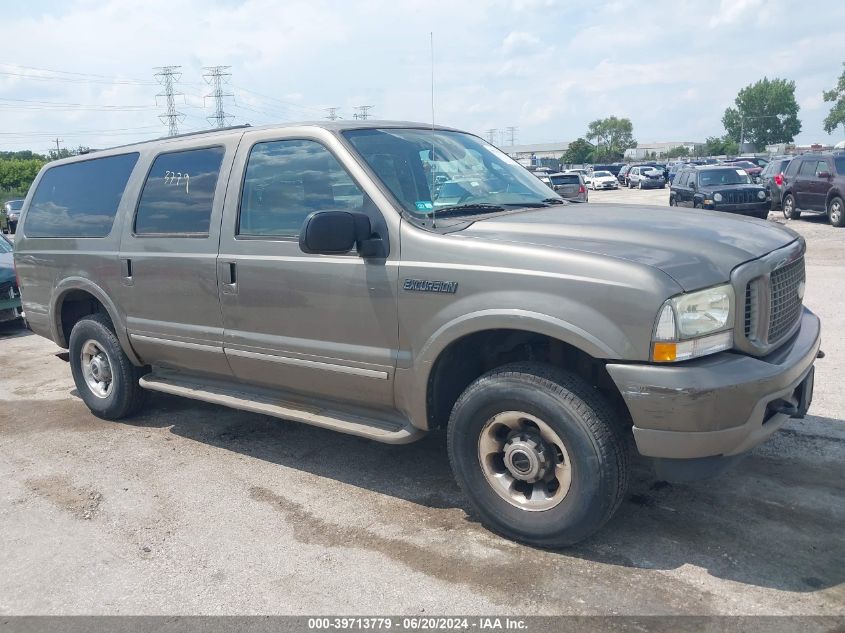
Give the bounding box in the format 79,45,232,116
551,174,580,185
698,169,752,186
593,171,612,177
5,200,23,211
0,236,11,253
343,128,562,216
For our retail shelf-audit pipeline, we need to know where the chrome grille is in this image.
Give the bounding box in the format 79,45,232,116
768,256,805,343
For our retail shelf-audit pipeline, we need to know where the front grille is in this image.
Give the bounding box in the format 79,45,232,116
724,190,755,204
744,282,757,338
768,256,805,342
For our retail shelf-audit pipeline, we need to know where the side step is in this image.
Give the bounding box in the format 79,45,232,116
139,371,425,445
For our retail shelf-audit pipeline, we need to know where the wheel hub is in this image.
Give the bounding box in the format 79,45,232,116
503,433,551,483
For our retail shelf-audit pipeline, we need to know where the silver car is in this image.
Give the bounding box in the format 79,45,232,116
549,172,588,201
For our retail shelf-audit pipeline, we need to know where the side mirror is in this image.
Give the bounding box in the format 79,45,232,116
299,211,384,258
689,181,696,190
818,172,831,179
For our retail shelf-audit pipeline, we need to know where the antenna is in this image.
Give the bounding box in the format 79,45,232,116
430,31,437,229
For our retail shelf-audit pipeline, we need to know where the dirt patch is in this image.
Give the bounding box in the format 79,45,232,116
26,475,103,520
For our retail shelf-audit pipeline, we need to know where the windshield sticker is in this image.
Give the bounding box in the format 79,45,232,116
736,169,747,176
415,201,434,211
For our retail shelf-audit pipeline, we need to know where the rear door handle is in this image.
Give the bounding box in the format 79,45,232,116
120,258,133,286
220,261,238,295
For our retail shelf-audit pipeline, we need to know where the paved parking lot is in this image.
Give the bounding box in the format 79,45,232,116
1,202,843,616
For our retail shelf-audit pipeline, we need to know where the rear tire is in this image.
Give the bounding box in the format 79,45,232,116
782,193,800,220
69,313,148,420
447,362,629,548
828,196,844,227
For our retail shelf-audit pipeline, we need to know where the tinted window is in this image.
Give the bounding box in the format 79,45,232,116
835,156,845,175
7,200,23,211
25,153,139,238
699,169,751,186
675,171,689,187
550,174,579,185
238,139,364,237
784,159,801,178
134,146,225,235
814,160,831,176
798,160,816,177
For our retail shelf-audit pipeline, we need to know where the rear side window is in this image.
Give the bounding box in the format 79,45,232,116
238,139,365,237
134,146,225,235
798,160,816,177
25,153,139,238
784,159,801,178
675,171,689,187
835,156,845,175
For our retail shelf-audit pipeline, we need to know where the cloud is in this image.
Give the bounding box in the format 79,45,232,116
502,31,541,56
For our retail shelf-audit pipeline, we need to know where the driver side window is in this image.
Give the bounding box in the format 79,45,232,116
238,139,365,237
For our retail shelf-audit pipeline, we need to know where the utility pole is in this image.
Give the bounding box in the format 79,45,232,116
325,107,340,121
486,128,498,144
353,105,373,120
154,66,185,136
203,66,234,129
505,126,518,146
53,137,63,154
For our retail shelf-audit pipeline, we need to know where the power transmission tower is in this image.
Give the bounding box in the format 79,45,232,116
486,128,498,144
203,66,234,129
505,126,518,146
325,107,341,120
154,66,185,136
353,105,373,120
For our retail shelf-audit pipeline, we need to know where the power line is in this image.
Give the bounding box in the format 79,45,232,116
353,105,373,120
203,65,234,129
154,65,185,137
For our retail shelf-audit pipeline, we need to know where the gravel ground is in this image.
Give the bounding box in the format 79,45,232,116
1,198,843,616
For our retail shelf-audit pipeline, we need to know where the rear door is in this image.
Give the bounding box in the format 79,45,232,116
793,159,816,209
117,137,239,377
809,158,834,210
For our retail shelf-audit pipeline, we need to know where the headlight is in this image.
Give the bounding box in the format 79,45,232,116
757,190,766,200
651,284,735,362
713,193,723,202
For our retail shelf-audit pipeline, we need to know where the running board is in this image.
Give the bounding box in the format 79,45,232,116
139,371,424,445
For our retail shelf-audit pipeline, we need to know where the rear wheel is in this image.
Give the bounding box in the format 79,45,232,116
828,196,844,227
447,362,629,547
782,193,800,220
69,313,148,420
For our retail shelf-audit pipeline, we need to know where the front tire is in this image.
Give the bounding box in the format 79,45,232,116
69,313,148,420
782,193,800,220
828,196,844,227
447,363,629,548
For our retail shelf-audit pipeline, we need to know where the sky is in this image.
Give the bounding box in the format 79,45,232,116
1,0,845,153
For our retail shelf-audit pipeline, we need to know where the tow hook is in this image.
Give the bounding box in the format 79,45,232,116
817,350,825,359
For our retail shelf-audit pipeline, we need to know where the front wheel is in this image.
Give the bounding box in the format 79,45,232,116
69,313,148,420
447,363,629,548
782,194,800,220
828,196,844,227
638,181,643,189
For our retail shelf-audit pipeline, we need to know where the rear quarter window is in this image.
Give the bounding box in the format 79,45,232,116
24,153,139,238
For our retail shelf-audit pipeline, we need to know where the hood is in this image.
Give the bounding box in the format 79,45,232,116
0,251,15,285
460,204,799,291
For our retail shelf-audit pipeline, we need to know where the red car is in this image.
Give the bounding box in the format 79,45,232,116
723,160,763,181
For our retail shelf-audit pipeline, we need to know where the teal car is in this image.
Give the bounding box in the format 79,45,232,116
0,235,22,323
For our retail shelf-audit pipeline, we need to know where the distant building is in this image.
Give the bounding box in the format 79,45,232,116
505,142,572,167
624,141,701,159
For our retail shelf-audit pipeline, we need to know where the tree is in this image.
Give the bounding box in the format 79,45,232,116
822,62,845,136
561,137,593,164
585,116,636,161
664,146,690,158
47,145,90,162
722,78,801,148
697,136,739,157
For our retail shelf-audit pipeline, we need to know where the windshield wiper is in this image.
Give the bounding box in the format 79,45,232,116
425,203,505,218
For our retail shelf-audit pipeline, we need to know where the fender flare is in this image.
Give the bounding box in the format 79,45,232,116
398,309,624,430
50,276,142,365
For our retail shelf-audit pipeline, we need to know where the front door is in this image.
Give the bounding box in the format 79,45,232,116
117,140,238,377
809,158,834,211
217,128,399,409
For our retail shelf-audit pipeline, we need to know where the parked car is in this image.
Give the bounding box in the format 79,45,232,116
780,153,845,227
0,234,23,324
15,121,819,548
549,172,588,201
533,172,553,188
723,160,763,182
627,166,666,189
591,163,622,177
1,200,23,234
617,164,632,185
758,157,792,210
736,156,770,169
669,165,769,219
590,170,618,190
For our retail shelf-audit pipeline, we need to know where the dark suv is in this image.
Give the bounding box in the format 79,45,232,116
781,153,845,227
759,157,792,211
669,165,770,219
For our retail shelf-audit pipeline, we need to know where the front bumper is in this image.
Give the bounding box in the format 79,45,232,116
703,200,769,215
606,308,820,460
